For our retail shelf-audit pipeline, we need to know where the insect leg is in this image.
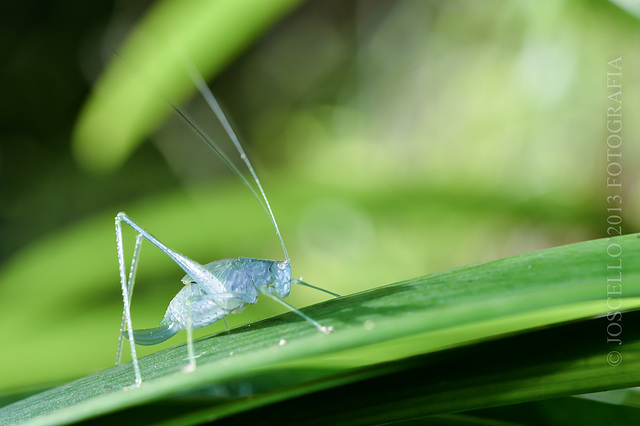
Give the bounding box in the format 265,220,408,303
117,212,226,293
259,287,334,334
115,215,142,388
184,297,195,372
180,292,257,372
115,212,226,387
186,291,258,310
116,233,143,366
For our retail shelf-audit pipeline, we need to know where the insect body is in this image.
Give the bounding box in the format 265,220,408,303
130,257,330,346
115,60,338,389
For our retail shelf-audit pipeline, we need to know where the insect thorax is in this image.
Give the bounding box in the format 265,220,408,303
237,257,291,297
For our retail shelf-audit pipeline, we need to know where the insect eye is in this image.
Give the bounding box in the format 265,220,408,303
277,262,286,270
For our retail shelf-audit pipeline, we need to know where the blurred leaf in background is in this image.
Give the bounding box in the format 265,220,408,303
1,0,639,394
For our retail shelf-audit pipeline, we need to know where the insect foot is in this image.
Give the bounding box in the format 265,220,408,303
182,363,196,374
318,325,335,334
123,383,141,391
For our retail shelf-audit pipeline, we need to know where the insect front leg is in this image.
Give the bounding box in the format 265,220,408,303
259,287,334,334
292,278,341,298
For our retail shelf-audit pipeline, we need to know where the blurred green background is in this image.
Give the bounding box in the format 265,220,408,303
1,0,639,390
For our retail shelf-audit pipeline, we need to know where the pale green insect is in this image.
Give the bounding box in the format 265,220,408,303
115,60,339,389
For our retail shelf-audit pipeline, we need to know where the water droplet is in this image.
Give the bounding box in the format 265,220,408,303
364,319,375,330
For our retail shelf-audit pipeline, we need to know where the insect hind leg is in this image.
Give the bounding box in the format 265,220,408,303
115,214,143,388
116,233,143,361
115,212,200,386
116,211,211,385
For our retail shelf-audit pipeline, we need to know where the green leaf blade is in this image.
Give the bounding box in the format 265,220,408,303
2,234,638,424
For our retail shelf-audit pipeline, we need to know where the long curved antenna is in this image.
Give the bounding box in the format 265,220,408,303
163,98,269,218
183,62,289,262
115,51,289,262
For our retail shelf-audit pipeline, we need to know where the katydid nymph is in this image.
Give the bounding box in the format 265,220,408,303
114,61,339,389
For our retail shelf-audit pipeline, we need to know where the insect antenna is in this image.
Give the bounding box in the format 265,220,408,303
163,97,270,223
182,61,289,262
178,63,343,300
179,63,344,301
115,51,289,262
